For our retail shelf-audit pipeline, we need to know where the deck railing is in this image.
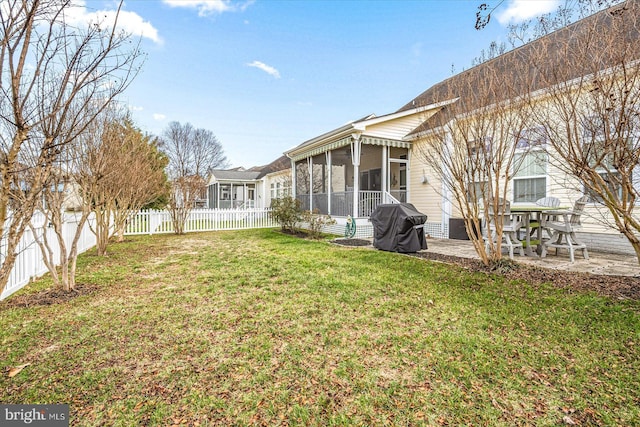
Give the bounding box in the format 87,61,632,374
296,191,407,217
359,191,383,216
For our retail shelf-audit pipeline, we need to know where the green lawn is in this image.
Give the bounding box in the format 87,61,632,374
1,229,638,426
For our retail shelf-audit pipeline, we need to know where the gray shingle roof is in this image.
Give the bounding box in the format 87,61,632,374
211,155,290,181
400,0,640,136
210,170,262,181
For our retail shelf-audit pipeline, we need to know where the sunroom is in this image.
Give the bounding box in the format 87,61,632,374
285,105,445,219
207,169,261,209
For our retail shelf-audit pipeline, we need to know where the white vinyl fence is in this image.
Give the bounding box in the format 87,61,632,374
1,211,96,301
124,208,277,235
1,208,277,300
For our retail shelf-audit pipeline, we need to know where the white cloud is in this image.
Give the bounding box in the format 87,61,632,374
247,61,281,79
62,1,161,44
496,0,562,24
162,0,254,16
129,105,144,112
153,113,167,121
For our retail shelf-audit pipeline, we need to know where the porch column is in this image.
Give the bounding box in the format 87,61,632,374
217,182,221,209
351,133,361,217
290,158,297,199
231,183,234,208
326,151,332,215
244,183,247,207
381,146,388,202
406,148,411,204
308,157,313,212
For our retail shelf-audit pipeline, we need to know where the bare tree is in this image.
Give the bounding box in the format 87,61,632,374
475,0,622,32
526,1,640,262
160,121,228,234
450,0,640,264
415,47,534,265
29,148,89,292
74,106,123,256
0,0,143,293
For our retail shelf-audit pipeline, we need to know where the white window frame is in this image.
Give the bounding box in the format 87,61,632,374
513,127,548,203
581,114,631,203
466,180,488,203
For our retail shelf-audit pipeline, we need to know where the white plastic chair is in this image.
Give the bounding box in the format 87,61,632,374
484,199,524,259
535,197,561,208
540,196,590,262
529,196,562,241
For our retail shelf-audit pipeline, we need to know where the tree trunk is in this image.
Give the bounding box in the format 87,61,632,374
620,229,640,265
94,208,110,256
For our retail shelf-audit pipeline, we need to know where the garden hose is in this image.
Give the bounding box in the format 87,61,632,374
345,215,356,238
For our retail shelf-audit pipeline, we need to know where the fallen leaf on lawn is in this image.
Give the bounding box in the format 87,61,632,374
562,415,577,425
8,363,31,378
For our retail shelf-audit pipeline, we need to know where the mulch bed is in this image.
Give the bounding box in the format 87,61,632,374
332,238,372,247
333,238,640,301
3,283,99,308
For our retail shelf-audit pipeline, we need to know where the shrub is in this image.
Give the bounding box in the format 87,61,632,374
270,196,302,233
302,209,337,239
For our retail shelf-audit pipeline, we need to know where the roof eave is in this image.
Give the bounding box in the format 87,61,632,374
353,98,459,130
285,123,358,158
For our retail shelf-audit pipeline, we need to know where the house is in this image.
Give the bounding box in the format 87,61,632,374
284,1,640,255
207,156,291,209
284,108,451,238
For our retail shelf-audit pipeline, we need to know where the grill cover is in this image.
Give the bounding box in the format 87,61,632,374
370,203,428,253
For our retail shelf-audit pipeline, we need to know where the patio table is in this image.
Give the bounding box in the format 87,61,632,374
510,206,567,256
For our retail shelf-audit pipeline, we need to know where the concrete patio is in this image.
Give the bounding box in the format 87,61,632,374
424,238,640,277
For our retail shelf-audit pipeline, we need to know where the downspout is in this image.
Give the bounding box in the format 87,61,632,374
407,147,411,204
381,146,388,202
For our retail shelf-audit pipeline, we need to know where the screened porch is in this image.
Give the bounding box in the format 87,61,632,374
293,138,409,217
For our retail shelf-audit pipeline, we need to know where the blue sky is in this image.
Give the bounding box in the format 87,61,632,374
79,0,561,167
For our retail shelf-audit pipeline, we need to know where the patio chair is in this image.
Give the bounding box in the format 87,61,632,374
528,196,562,242
540,195,590,262
535,197,561,208
484,198,524,259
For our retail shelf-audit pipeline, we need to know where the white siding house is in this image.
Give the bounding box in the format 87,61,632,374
282,2,640,255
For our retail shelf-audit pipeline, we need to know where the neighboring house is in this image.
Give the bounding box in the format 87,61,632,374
207,156,290,209
284,1,640,254
259,155,292,208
